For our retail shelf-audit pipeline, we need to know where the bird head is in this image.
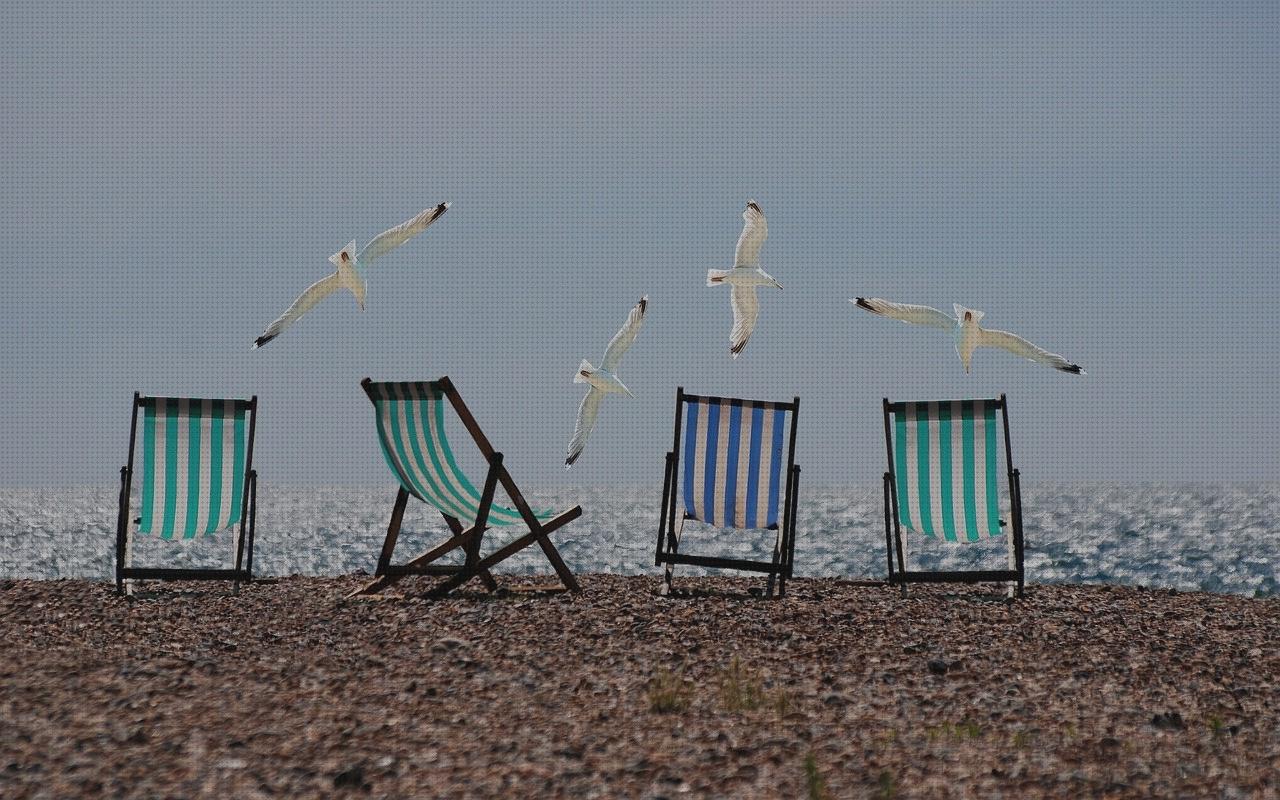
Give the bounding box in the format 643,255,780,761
953,304,985,325
329,240,358,269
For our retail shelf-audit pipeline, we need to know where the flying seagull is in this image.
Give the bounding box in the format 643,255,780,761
853,297,1085,375
566,296,648,468
252,202,450,349
707,200,782,358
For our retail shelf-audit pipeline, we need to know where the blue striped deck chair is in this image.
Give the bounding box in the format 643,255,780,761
656,388,801,598
114,393,259,595
353,377,583,597
882,395,1025,597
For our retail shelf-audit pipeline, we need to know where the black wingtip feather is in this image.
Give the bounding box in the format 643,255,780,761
854,297,875,313
1059,364,1083,375
565,452,580,466
253,334,276,349
746,201,762,213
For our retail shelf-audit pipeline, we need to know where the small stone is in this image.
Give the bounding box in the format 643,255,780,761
333,763,368,790
927,659,949,675
1151,711,1184,730
431,636,470,652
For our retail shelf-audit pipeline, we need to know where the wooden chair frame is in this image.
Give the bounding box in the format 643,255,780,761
115,393,259,595
882,394,1025,597
655,387,801,598
352,377,582,598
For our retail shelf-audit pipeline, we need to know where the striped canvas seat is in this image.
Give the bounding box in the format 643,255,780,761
681,397,790,530
889,399,1003,542
136,397,251,538
115,394,259,594
365,382,555,526
657,389,801,598
354,377,583,598
882,396,1026,596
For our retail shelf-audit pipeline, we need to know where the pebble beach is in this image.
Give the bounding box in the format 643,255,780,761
2,574,1277,798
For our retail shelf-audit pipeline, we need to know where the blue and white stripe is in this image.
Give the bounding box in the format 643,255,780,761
682,399,788,529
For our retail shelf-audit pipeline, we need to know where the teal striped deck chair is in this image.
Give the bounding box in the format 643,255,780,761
656,388,801,598
114,394,259,595
353,377,583,597
882,395,1025,597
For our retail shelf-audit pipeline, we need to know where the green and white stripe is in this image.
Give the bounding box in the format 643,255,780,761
892,400,1002,541
367,382,553,526
137,397,249,539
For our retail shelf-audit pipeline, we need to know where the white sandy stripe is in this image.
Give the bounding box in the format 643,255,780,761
734,406,752,527
193,400,212,536
219,400,238,533
406,384,461,517
392,385,449,516
147,399,168,534
416,383,498,522
712,404,732,526
902,403,923,536
690,403,710,521
754,408,774,529
926,402,945,538
172,399,192,539
950,401,968,538
376,393,415,501
972,405,990,536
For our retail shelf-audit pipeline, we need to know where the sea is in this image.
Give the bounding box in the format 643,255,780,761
2,484,1277,597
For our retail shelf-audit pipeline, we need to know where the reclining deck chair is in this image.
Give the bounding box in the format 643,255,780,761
115,394,258,595
353,378,582,597
656,388,801,598
882,395,1025,597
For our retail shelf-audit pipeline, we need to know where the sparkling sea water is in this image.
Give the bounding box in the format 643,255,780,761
1,484,1276,597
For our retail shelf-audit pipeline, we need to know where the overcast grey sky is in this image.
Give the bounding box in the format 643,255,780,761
2,1,1276,488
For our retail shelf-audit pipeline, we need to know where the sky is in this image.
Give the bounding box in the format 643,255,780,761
1,1,1276,488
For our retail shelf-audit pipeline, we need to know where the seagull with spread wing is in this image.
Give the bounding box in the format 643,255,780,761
853,297,1085,375
566,296,648,468
707,200,782,358
252,202,450,349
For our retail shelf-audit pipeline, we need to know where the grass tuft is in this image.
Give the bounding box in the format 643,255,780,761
804,753,830,800
876,770,897,799
718,656,764,712
647,668,691,714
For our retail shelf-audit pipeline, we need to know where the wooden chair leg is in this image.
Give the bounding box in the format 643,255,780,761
428,507,581,597
376,488,410,577
351,523,486,597
444,514,498,591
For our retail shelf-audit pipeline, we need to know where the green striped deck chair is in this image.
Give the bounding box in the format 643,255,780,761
352,377,582,597
656,388,801,598
114,393,259,595
882,395,1025,597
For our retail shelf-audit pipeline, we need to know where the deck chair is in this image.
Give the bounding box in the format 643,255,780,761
882,395,1025,597
655,388,801,598
115,394,258,595
352,377,582,597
